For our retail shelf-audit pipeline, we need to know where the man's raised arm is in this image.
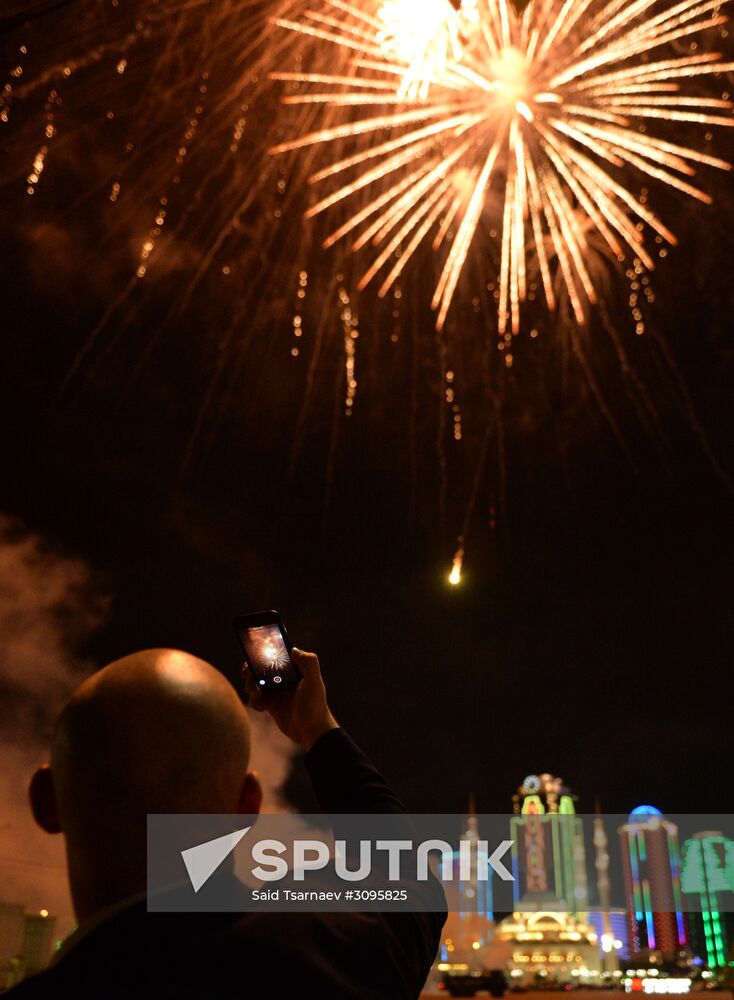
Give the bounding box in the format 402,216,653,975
243,647,447,996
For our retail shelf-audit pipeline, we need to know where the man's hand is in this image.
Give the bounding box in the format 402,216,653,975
242,648,339,752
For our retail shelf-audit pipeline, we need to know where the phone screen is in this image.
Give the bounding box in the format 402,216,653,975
238,622,299,689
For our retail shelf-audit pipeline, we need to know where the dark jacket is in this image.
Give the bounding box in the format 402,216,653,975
10,729,445,999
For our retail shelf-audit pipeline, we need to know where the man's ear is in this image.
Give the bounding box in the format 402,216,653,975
29,765,62,834
237,772,262,816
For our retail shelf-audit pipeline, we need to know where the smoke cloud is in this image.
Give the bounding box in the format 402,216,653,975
0,514,297,941
0,514,107,939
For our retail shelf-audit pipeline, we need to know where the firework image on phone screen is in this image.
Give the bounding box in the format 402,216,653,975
239,623,299,689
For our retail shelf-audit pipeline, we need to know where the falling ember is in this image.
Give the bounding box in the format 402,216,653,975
449,546,464,586
272,0,734,333
339,285,359,414
26,145,47,195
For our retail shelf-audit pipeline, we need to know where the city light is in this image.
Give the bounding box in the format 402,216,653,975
624,978,693,994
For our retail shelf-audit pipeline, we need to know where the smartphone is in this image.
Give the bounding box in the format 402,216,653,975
233,611,302,692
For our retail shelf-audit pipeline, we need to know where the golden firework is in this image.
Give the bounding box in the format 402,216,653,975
271,0,734,332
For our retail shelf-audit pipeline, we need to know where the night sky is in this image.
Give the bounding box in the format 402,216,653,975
1,1,733,823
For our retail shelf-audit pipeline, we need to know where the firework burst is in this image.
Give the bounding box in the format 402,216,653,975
3,0,733,586
377,0,480,99
271,0,734,333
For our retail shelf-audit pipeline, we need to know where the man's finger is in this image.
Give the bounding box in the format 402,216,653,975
243,682,261,705
244,685,268,713
242,668,263,703
291,648,320,678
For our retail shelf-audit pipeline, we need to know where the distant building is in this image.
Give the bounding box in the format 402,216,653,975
510,773,589,914
496,910,602,984
619,806,689,958
681,831,734,969
589,910,630,961
512,772,576,816
591,805,626,969
438,803,497,964
497,774,600,985
0,902,56,989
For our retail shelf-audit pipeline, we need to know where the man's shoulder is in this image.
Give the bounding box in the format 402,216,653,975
7,964,135,1000
5,972,48,997
4,903,440,1000
5,965,78,998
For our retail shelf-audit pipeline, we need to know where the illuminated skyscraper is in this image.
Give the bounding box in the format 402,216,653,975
589,911,629,962
591,802,628,969
681,832,734,970
510,773,588,915
512,772,574,816
438,799,496,965
499,775,599,985
619,806,688,958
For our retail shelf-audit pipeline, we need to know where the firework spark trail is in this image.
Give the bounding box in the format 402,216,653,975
8,0,730,352
2,1,325,391
272,0,734,333
3,0,733,585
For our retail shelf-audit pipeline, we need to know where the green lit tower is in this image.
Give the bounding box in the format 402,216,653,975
681,832,734,970
498,774,599,985
510,773,589,915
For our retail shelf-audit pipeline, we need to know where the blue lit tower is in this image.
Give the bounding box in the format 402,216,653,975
619,806,688,958
592,801,626,969
681,832,734,970
439,797,495,963
455,796,495,945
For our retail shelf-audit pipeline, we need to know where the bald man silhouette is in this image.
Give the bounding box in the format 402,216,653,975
13,647,444,999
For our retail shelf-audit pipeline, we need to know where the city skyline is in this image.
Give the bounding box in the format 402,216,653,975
437,775,734,984
3,779,733,990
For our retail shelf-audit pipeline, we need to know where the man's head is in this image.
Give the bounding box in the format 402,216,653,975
29,649,262,921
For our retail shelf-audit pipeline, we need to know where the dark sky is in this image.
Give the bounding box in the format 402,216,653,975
1,1,732,820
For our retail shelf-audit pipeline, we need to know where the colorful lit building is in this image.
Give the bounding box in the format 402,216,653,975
497,910,602,984
510,773,589,914
512,772,575,816
438,802,496,963
680,831,734,970
619,806,689,959
589,910,630,961
591,804,628,968
496,774,601,985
